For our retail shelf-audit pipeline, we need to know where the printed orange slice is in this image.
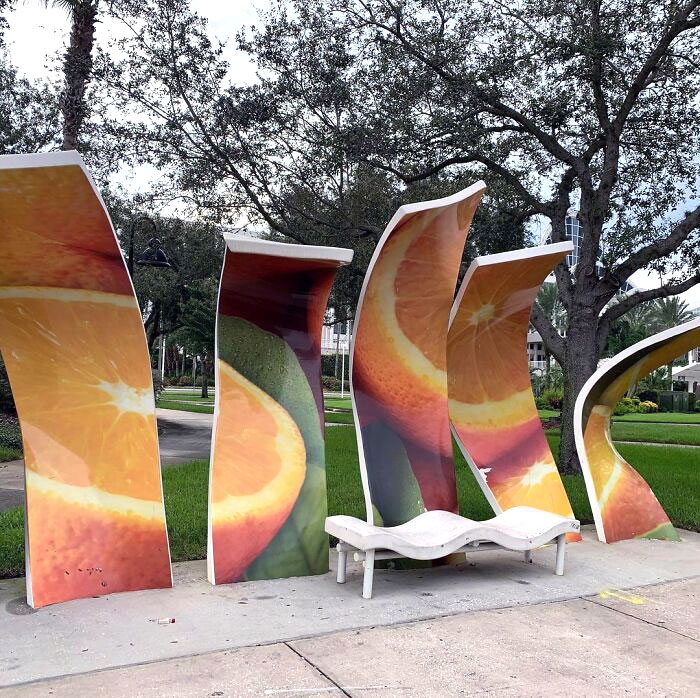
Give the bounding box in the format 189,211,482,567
0,286,170,607
584,408,677,542
209,360,306,584
447,250,579,538
449,261,549,442
0,165,132,294
353,195,481,455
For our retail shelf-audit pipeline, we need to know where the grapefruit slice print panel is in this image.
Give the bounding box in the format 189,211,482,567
575,318,700,543
447,243,580,540
351,183,486,526
208,238,353,584
0,153,171,608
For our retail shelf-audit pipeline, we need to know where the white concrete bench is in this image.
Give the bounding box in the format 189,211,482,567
326,507,580,598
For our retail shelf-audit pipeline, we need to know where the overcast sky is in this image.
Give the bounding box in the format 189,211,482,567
5,2,699,310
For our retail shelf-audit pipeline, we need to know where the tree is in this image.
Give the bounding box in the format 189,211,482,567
92,0,528,320
535,283,565,388
602,301,654,358
242,0,699,473
0,56,60,154
45,0,100,150
1,2,60,154
107,193,225,354
173,278,217,398
96,0,700,473
650,297,695,388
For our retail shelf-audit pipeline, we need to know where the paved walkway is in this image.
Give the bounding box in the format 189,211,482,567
156,408,212,466
5,577,696,697
0,460,23,511
614,440,700,448
1,527,698,692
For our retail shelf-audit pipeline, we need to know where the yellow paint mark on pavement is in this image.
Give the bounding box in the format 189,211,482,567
598,589,645,605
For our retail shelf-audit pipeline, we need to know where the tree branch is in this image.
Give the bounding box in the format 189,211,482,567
608,205,700,288
531,302,565,364
597,273,700,349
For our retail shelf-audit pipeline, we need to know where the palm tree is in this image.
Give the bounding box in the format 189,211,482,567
44,0,100,150
622,301,655,337
651,297,695,389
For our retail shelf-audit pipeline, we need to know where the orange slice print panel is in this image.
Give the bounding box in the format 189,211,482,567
353,184,486,456
0,288,161,500
209,360,307,584
26,476,171,608
447,244,576,528
583,410,675,543
0,157,132,294
575,319,699,542
351,183,486,526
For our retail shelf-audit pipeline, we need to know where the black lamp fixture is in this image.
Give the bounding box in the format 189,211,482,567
137,237,172,269
127,215,172,275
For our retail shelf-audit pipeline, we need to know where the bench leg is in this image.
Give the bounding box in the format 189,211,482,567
362,549,375,599
555,534,566,576
336,545,347,584
524,550,532,564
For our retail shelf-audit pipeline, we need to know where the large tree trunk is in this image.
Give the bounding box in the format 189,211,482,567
61,1,98,151
558,314,599,474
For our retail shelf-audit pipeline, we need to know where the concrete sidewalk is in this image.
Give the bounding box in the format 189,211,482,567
1,527,699,692
155,407,212,465
6,577,696,697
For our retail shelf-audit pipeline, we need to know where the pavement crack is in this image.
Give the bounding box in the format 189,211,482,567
283,642,353,697
582,597,700,643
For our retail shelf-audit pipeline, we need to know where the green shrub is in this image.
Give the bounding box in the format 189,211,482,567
0,421,23,451
178,375,193,386
613,403,630,416
636,389,659,404
322,375,349,391
689,393,697,413
535,397,549,410
541,388,563,411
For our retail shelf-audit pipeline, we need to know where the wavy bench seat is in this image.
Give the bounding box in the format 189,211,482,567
326,507,580,598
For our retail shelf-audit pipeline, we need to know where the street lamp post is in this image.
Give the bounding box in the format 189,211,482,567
125,215,173,381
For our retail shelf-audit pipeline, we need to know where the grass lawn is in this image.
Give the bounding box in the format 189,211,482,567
2,427,698,579
325,412,355,425
537,409,560,419
161,390,215,402
545,421,700,447
157,389,215,414
157,400,215,414
610,422,700,446
324,397,352,410
614,412,700,424
0,446,22,462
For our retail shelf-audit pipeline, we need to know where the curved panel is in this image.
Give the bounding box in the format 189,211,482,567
447,244,579,537
0,152,172,608
575,318,700,543
351,183,486,527
208,237,352,584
